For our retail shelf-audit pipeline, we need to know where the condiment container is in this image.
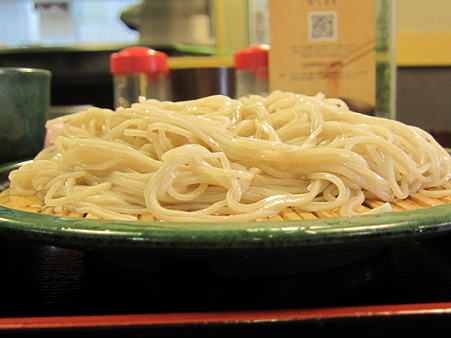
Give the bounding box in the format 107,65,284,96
234,44,270,98
110,46,170,108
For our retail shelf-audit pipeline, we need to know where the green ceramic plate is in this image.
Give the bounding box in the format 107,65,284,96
0,160,450,277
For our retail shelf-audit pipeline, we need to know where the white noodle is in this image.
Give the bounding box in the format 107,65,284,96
8,91,451,222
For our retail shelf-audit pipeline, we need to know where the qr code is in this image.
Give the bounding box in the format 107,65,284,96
308,11,337,41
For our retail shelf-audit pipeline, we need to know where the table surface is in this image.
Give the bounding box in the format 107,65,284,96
1,231,451,337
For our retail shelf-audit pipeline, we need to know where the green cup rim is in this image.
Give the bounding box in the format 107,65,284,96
0,67,51,76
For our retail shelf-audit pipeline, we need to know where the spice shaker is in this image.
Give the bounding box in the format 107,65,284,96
234,44,270,98
110,47,170,108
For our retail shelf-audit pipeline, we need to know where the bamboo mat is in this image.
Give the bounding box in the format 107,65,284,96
1,188,450,222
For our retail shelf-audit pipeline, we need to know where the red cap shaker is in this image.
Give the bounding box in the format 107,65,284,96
110,47,170,108
234,44,269,98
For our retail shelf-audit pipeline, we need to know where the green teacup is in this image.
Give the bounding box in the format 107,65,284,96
0,68,51,164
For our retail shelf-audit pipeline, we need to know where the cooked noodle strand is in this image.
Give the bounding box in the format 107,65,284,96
8,91,451,222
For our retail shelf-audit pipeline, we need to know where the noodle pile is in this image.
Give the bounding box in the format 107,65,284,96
8,91,451,222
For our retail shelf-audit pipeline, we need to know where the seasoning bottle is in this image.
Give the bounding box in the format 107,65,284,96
234,44,270,98
110,47,170,108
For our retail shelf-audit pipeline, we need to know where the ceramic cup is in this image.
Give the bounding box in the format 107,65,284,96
0,67,51,164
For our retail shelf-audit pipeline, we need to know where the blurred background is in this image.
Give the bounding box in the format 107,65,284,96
0,0,449,138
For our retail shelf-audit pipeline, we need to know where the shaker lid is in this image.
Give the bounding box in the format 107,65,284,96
234,44,270,70
110,47,169,75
